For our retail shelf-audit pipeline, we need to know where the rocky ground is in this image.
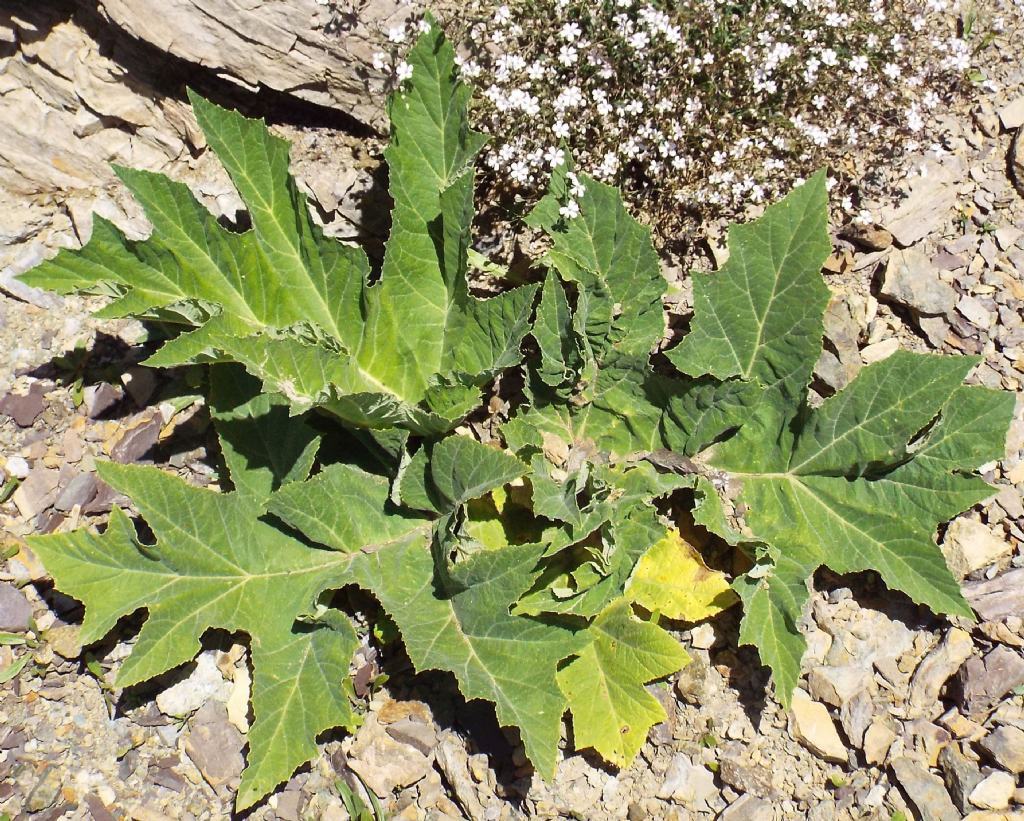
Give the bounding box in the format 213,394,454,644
2,2,1024,820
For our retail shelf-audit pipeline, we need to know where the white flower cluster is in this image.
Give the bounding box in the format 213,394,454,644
412,0,999,232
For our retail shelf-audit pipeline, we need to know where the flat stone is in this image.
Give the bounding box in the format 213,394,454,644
839,688,874,749
183,702,245,790
46,623,82,659
385,717,438,757
957,295,994,329
918,314,950,349
12,467,60,519
655,752,716,809
994,226,1023,251
54,472,98,512
719,794,773,821
863,720,897,765
979,726,1024,774
881,248,957,316
943,519,1011,578
0,582,32,632
147,765,187,793
688,623,716,650
881,160,958,247
860,338,899,364
932,251,968,270
807,664,870,709
4,455,30,479
121,366,157,406
908,628,975,717
998,96,1024,130
719,747,779,800
82,480,117,514
790,689,848,763
890,757,960,821
274,790,303,821
956,646,1024,717
995,485,1024,520
348,713,432,797
939,743,984,813
84,383,123,418
964,569,1024,621
0,381,46,427
939,708,985,741
83,795,117,821
109,413,162,463
969,771,1015,810
157,651,231,718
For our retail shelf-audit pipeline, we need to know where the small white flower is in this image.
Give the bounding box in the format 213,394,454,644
509,160,530,183
559,22,582,41
417,18,431,34
566,171,586,198
854,209,873,226
882,62,901,80
628,30,650,51
820,48,838,66
849,55,869,74
396,60,414,82
544,145,565,167
906,105,924,133
387,26,406,44
558,45,578,66
372,52,388,71
559,199,580,219
552,120,570,139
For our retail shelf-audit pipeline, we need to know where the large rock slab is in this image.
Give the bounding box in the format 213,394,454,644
93,0,448,131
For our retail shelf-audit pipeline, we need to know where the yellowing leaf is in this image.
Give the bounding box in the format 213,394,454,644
627,529,737,621
557,599,688,767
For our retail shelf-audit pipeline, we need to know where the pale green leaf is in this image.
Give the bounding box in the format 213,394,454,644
666,172,831,403
240,623,359,809
557,599,688,767
533,270,584,390
398,436,528,514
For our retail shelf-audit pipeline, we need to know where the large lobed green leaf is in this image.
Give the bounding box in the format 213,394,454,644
21,21,535,435
674,174,1015,704
27,451,433,809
